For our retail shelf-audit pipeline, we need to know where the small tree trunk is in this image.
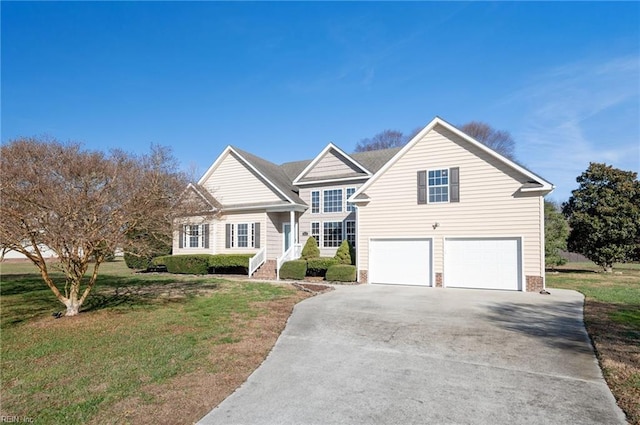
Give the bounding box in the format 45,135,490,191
65,280,81,316
65,299,81,316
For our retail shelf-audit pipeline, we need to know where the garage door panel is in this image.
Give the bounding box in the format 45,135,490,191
369,239,432,286
444,238,521,291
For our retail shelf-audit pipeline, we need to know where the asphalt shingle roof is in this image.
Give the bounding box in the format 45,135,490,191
229,145,403,207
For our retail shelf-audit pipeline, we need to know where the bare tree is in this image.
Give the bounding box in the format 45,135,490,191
354,130,407,152
0,137,192,316
459,121,516,160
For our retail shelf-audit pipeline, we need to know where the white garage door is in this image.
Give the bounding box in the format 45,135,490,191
369,238,432,286
444,237,522,291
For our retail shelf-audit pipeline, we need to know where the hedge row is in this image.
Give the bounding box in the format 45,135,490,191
279,260,307,280
151,254,253,274
306,257,339,277
279,261,356,282
325,264,357,282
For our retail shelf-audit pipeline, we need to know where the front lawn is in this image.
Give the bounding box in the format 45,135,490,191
0,259,311,424
547,262,640,424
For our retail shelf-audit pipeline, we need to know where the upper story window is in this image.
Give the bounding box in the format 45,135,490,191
346,187,356,212
428,169,449,203
323,189,343,213
311,191,320,214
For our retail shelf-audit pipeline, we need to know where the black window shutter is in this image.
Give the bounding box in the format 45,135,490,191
179,225,184,249
450,167,460,203
203,224,209,249
225,224,231,248
417,171,427,204
254,222,261,248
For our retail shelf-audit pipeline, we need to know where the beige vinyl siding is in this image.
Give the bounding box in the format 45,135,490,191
298,183,362,257
267,212,288,259
304,150,362,180
215,212,266,256
201,152,284,205
357,125,543,278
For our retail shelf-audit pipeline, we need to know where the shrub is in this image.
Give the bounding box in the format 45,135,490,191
152,254,212,274
306,257,338,277
124,251,152,270
279,260,307,280
124,235,172,270
334,240,352,265
209,254,253,274
300,237,320,260
325,264,357,282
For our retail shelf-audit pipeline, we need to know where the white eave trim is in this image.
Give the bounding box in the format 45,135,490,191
295,176,370,186
222,203,308,213
182,183,218,212
197,146,297,205
520,185,555,193
292,142,372,185
353,117,554,198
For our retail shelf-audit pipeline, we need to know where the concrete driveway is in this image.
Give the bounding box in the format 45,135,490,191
198,285,626,425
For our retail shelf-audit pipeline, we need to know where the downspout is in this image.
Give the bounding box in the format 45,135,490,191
540,196,546,291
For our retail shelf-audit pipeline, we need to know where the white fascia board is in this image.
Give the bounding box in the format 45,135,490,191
520,185,556,194
295,176,370,186
292,142,372,185
197,146,233,186
222,203,308,213
198,146,296,205
353,116,554,198
186,183,218,211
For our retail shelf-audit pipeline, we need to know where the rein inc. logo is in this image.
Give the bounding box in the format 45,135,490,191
1,417,34,423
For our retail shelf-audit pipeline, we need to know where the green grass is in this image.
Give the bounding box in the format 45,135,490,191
547,261,640,424
0,258,298,424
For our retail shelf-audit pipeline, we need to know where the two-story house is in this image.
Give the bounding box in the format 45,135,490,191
174,117,554,291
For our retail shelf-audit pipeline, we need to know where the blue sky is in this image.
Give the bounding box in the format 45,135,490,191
2,1,638,203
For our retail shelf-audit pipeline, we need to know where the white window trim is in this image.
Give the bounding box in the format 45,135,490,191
311,221,320,246
311,190,321,214
346,187,356,212
322,221,343,248
183,224,205,249
322,188,343,213
230,223,256,249
427,168,450,204
345,220,356,247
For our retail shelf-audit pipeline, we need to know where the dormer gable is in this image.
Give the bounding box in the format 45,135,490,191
293,143,372,185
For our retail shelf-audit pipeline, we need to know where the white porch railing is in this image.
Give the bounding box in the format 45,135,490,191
248,248,266,277
276,243,302,280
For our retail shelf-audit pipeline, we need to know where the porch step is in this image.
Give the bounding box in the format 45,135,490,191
251,260,277,280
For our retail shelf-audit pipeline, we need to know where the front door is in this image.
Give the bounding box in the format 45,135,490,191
283,223,291,253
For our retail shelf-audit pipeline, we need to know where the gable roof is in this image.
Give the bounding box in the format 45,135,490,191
175,183,221,215
198,146,305,206
352,116,554,199
292,143,372,185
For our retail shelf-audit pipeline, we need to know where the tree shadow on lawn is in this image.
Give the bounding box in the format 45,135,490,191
483,299,596,355
1,273,220,326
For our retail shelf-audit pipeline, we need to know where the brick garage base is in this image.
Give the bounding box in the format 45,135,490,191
526,275,544,292
359,270,368,283
435,273,443,288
